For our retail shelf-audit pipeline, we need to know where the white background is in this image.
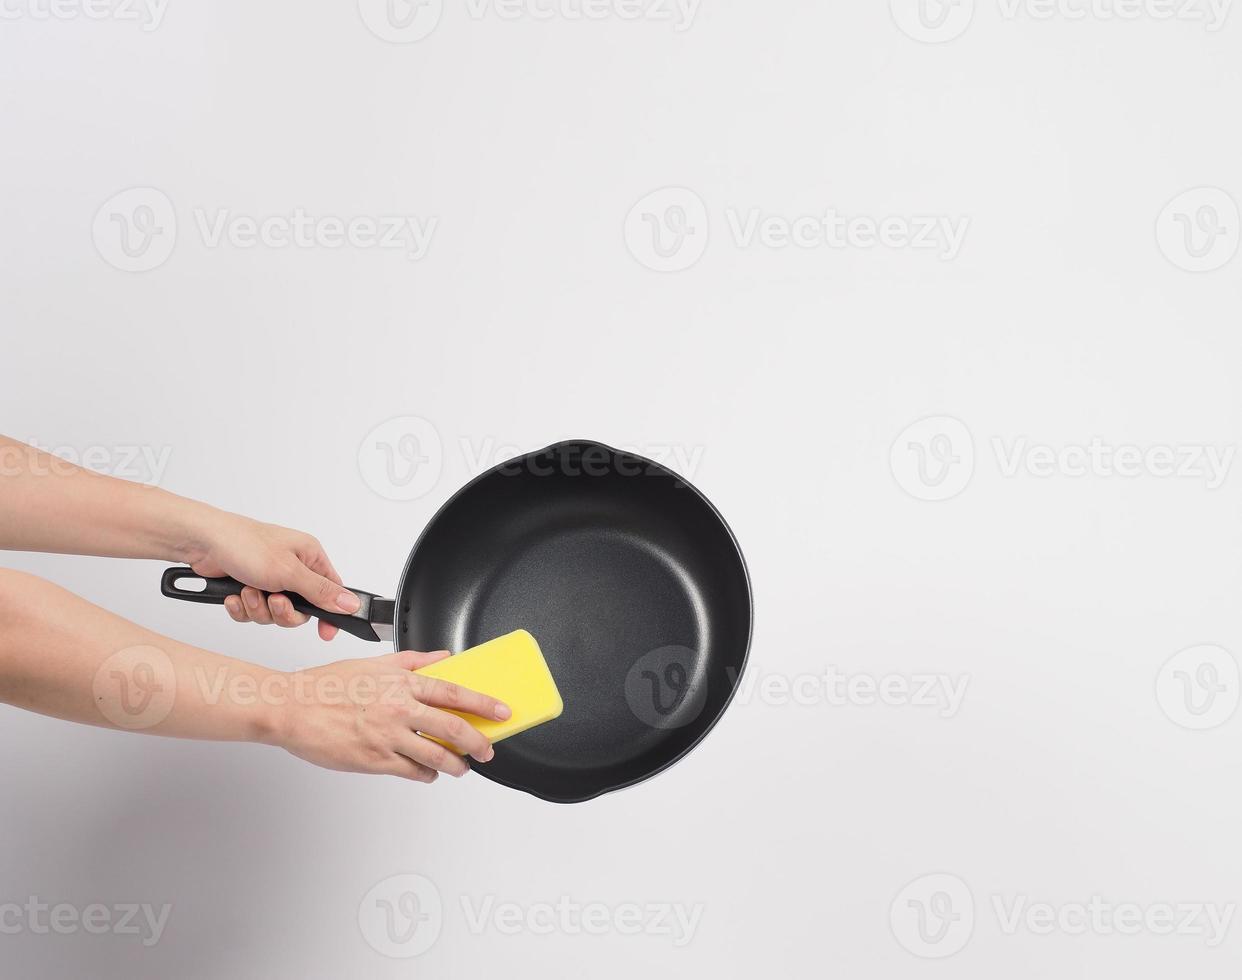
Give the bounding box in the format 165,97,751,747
3,0,1242,976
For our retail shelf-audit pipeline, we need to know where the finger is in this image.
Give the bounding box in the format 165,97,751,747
412,675,512,723
268,594,311,629
224,595,250,623
385,650,452,672
397,729,473,776
408,702,494,763
241,587,275,625
288,562,361,616
309,550,345,591
299,551,347,642
376,753,439,783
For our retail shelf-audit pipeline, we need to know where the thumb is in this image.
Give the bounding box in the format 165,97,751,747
384,650,452,672
289,563,361,615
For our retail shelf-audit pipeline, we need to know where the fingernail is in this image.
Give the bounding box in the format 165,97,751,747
243,591,259,610
338,591,361,613
494,703,511,721
479,746,495,763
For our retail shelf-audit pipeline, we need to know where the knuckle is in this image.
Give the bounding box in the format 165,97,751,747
445,715,470,744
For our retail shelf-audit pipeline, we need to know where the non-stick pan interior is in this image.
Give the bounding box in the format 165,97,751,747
396,442,751,802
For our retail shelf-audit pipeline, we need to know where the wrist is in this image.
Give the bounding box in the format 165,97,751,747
248,671,296,747
162,496,233,565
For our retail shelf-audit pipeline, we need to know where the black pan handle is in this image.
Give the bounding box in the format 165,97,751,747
160,567,394,643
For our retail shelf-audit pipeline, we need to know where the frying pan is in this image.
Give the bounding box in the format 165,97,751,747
161,440,752,803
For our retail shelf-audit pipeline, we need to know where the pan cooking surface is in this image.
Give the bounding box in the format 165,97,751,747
396,442,751,803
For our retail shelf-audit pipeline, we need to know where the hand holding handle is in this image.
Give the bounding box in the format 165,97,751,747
160,567,394,643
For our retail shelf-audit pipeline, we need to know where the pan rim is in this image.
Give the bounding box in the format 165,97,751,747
393,438,754,804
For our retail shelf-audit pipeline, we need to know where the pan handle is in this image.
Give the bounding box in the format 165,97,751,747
159,566,395,643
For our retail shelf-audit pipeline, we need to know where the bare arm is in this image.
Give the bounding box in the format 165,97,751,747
0,569,509,780
0,435,356,639
0,435,212,561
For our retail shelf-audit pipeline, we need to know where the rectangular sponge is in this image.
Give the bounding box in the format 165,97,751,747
413,629,563,746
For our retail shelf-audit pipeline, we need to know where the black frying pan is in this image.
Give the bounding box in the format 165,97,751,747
161,440,752,803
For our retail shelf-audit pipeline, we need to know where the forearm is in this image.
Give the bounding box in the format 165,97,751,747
0,435,221,562
0,568,281,743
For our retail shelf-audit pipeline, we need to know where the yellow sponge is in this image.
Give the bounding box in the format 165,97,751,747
413,630,563,747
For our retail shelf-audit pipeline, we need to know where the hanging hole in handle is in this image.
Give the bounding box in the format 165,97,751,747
174,576,207,593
